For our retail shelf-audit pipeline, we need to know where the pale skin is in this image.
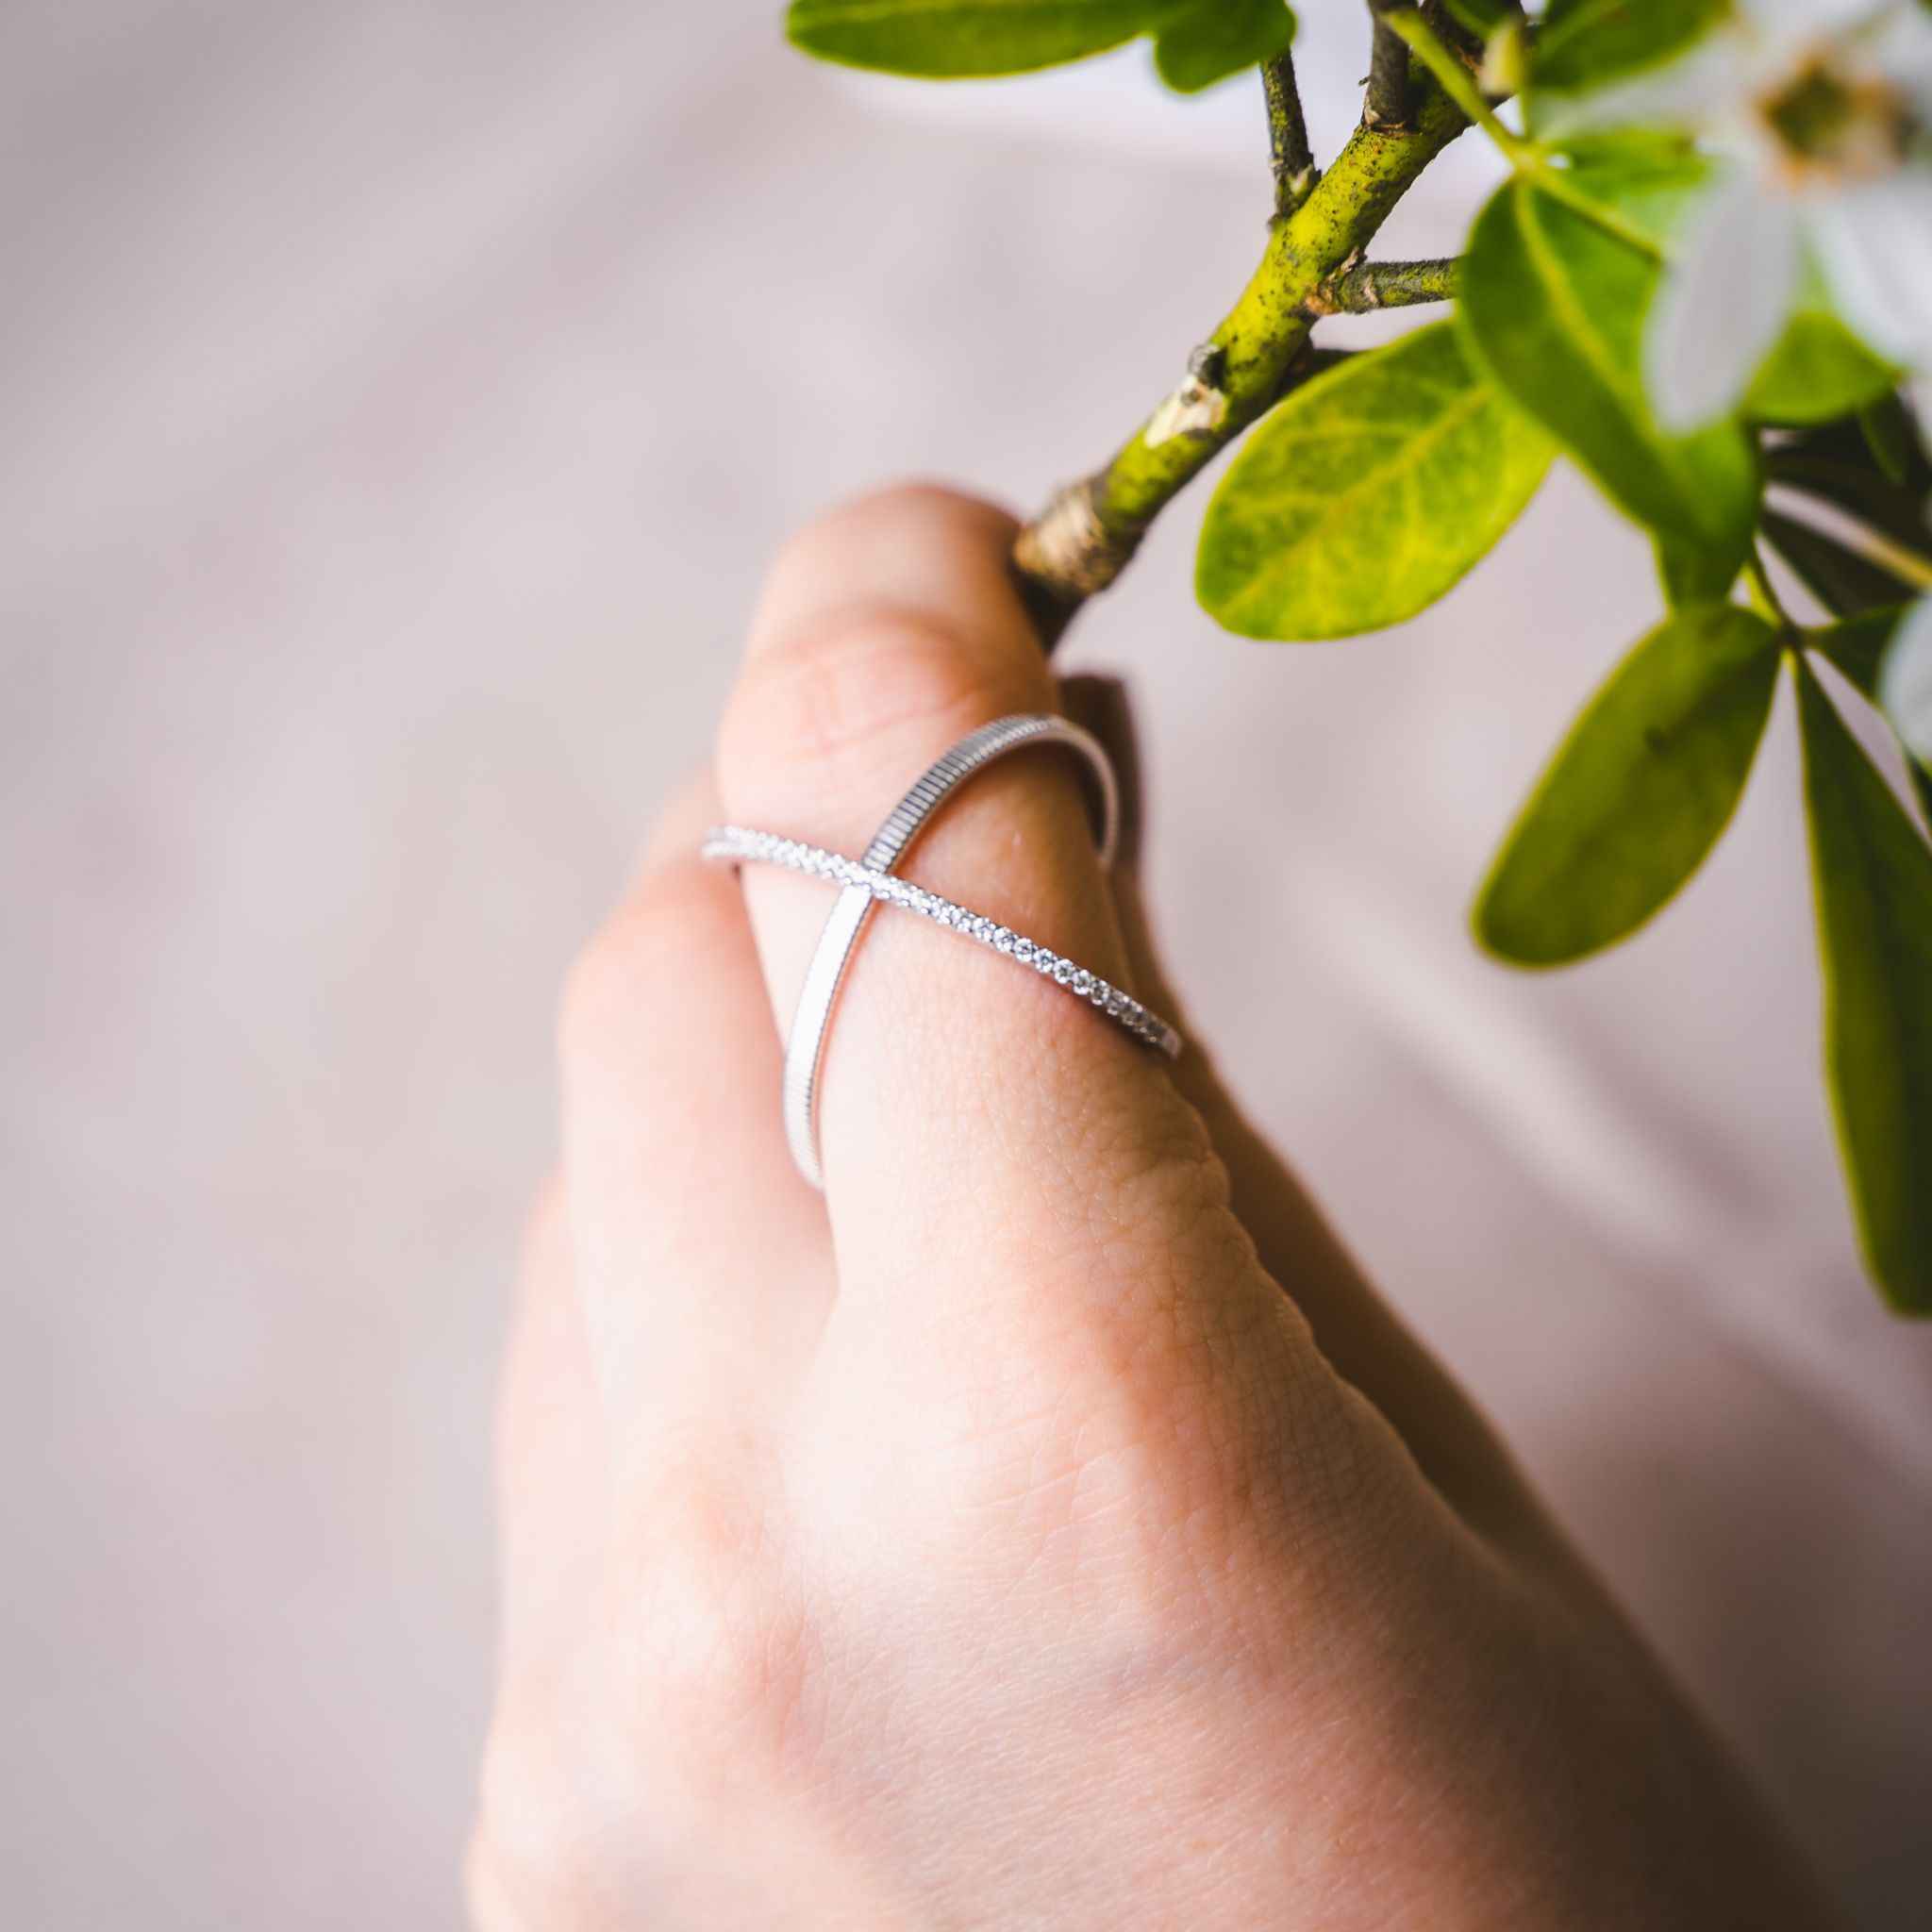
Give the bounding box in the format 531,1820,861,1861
468,484,1837,1930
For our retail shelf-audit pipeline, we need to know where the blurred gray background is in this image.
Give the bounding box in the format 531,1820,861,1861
5,6,1929,1926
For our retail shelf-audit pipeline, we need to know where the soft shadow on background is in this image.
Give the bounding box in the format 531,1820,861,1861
4,7,1929,1927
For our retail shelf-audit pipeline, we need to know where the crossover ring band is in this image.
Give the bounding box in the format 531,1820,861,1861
753,711,1119,1189
701,711,1176,1190
700,825,1183,1147
772,712,1120,1190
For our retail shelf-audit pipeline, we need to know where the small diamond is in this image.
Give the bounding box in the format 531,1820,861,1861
969,916,995,941
1107,988,1128,1016
1052,959,1076,987
1072,970,1093,996
1012,939,1035,964
992,927,1016,954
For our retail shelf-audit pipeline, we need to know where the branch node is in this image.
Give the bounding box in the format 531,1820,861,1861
1260,51,1318,221
1306,255,1460,316
1011,480,1140,604
1364,0,1414,129
1145,347,1232,449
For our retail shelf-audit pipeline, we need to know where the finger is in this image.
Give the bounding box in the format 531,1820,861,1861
1113,861,1556,1543
1059,677,1557,1547
558,770,834,1439
491,1179,607,1669
714,484,1274,1351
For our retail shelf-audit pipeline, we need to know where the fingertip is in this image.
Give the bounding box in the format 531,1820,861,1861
746,481,1034,666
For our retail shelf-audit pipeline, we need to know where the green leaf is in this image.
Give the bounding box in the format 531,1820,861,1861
1560,142,1712,249
1441,0,1510,32
1811,606,1913,698
1195,322,1555,641
1560,159,1893,428
1769,412,1932,532
1655,532,1737,607
1152,0,1292,92
1810,606,1932,826
1860,392,1915,486
1746,310,1896,425
1761,510,1919,618
1532,0,1724,104
1474,604,1781,964
786,0,1164,77
1459,178,1757,578
1796,661,1932,1313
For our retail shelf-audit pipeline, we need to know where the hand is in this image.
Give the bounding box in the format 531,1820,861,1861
468,485,1832,1930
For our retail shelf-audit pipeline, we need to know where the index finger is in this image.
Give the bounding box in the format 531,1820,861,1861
711,485,1255,1348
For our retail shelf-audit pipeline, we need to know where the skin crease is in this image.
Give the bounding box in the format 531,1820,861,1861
468,485,1839,1931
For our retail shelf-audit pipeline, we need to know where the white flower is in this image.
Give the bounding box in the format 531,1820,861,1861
1879,592,1932,766
1553,0,1932,428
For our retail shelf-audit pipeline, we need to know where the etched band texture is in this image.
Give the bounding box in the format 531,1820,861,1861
767,713,1123,1189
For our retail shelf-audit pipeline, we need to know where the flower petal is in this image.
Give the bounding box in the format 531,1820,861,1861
1809,174,1932,372
1878,595,1932,768
1535,38,1740,138
1737,0,1872,45
1867,6,1932,122
1646,174,1800,428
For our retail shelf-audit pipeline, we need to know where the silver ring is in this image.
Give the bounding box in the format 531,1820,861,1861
702,824,1182,1141
751,713,1124,1190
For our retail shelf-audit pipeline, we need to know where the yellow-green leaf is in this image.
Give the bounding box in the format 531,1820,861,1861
1797,662,1932,1312
1459,178,1757,574
1747,310,1896,426
1475,605,1781,964
1152,0,1292,92
1196,323,1554,641
1532,0,1724,105
787,0,1163,76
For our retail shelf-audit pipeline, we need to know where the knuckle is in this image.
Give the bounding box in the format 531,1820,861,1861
625,1448,820,1787
890,1110,1397,1647
718,603,1051,814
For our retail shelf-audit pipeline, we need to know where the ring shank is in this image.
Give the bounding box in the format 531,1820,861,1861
780,713,1121,1191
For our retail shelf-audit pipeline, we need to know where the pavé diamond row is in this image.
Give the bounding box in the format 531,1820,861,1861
701,824,1183,1060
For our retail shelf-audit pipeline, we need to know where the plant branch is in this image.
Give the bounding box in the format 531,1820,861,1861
1307,255,1459,314
1365,2,1414,129
1010,82,1470,641
1381,5,1666,261
1381,5,1527,163
1260,50,1316,219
